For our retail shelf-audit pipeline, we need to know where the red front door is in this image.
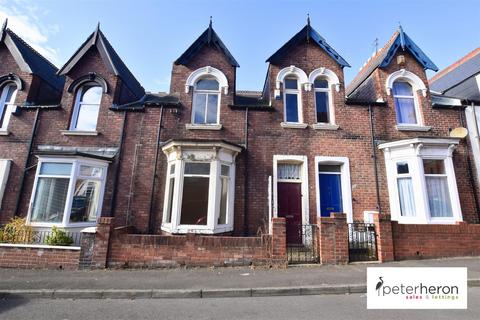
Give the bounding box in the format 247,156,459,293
277,182,302,245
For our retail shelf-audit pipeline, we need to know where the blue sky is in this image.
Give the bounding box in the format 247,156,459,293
0,0,479,92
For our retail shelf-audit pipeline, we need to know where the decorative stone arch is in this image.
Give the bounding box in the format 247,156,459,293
276,66,309,91
308,67,341,92
185,66,229,94
385,69,427,97
67,72,108,94
0,73,23,91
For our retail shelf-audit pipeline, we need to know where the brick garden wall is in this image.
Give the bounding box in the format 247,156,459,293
0,244,80,270
392,222,480,260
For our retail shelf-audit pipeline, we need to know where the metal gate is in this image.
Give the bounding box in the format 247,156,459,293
348,222,378,262
287,224,319,264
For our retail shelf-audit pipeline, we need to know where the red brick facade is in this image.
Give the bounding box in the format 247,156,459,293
1,23,480,268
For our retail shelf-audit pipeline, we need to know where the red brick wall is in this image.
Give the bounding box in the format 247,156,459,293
318,213,348,264
392,222,480,260
0,245,80,270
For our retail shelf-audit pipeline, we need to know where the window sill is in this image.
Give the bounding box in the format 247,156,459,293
161,224,233,234
60,130,99,136
185,124,223,130
280,122,308,129
396,125,431,132
0,130,10,136
393,217,460,225
311,123,339,130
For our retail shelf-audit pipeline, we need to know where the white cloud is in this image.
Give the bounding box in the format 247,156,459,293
0,0,59,65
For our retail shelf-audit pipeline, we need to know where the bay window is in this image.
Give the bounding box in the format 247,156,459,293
380,138,462,224
161,140,240,234
27,157,108,228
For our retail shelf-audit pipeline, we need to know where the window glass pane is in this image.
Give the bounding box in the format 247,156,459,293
184,163,210,175
79,165,103,178
165,177,175,223
423,160,445,175
396,162,409,174
40,163,72,176
426,176,453,217
284,78,298,90
74,104,100,131
196,78,219,90
392,81,413,96
218,177,228,225
285,93,299,122
221,165,230,176
318,164,341,173
394,97,417,124
314,79,328,89
315,91,329,123
397,177,415,217
31,177,69,222
80,85,102,104
0,105,13,129
69,179,101,223
206,94,218,123
193,93,206,124
180,177,209,225
5,85,18,104
278,163,301,180
170,164,176,175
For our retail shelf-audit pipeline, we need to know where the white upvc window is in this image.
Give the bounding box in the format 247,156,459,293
0,159,11,209
70,83,102,131
27,157,108,228
380,138,462,224
192,77,221,125
0,84,18,131
392,81,421,125
283,77,302,123
161,141,240,234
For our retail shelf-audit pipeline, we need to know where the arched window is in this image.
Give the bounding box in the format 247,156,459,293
192,77,220,124
0,84,18,131
284,76,301,123
392,81,418,125
70,83,102,131
314,78,331,123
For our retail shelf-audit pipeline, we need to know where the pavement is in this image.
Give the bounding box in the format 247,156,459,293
0,256,479,299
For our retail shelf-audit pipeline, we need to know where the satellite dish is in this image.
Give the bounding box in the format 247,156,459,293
450,127,468,139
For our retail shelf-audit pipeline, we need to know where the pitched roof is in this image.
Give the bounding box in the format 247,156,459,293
0,20,64,91
175,21,239,67
266,22,350,68
57,24,145,99
346,27,438,98
429,47,480,94
110,92,181,111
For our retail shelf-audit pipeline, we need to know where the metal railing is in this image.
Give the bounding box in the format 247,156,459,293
348,222,378,262
0,229,82,246
287,224,319,264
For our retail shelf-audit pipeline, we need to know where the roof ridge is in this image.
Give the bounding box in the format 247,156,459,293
429,47,480,84
346,31,399,92
6,28,59,70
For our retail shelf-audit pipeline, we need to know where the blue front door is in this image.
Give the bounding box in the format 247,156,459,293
319,173,343,217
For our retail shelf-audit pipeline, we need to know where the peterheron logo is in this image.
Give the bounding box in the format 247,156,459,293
367,267,467,309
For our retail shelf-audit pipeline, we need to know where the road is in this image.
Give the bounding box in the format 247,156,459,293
1,288,479,320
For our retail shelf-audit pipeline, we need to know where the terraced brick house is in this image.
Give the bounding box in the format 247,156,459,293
0,18,480,269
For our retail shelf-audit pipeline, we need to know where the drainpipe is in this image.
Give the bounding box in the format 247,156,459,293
109,111,127,218
460,104,480,222
14,108,40,216
368,104,382,214
148,106,164,233
243,107,249,236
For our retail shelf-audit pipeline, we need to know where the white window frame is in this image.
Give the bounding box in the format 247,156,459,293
70,84,102,132
26,157,109,228
314,156,353,223
282,77,303,124
391,80,422,126
394,160,416,218
313,76,334,125
161,141,240,234
0,159,11,209
272,155,309,225
191,77,221,125
380,138,462,224
0,84,18,132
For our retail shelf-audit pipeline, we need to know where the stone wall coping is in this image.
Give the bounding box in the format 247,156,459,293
0,243,81,251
